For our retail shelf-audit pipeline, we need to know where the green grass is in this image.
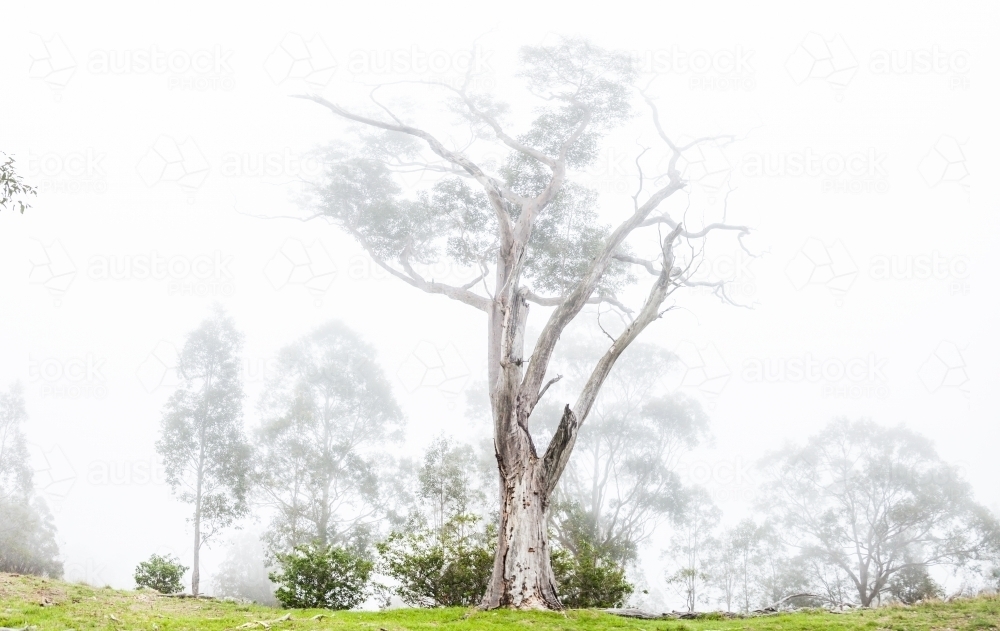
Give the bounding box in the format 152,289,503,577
1,573,998,631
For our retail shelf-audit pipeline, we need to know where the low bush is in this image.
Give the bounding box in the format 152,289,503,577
551,541,633,608
377,514,494,607
134,553,188,594
268,543,372,610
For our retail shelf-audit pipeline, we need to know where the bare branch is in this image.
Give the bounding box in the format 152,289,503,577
543,224,685,493
523,289,634,316
520,174,685,410
537,374,563,403
640,214,750,240
631,145,650,212
342,228,490,311
613,253,659,276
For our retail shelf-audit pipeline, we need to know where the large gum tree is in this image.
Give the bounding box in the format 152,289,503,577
296,38,748,609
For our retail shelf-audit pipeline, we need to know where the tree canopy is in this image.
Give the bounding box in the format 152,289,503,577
256,321,404,555
758,418,1000,607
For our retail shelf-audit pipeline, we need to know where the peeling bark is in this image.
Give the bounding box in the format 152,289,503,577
482,455,561,609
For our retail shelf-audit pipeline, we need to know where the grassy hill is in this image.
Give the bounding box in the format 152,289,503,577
1,573,997,631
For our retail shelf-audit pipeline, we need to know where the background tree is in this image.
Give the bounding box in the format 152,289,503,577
211,531,278,605
0,152,36,213
0,383,62,577
298,36,747,609
256,321,403,556
157,310,253,596
758,418,1000,607
755,526,813,610
707,519,767,613
0,383,32,502
539,339,708,566
418,436,486,534
708,529,739,612
665,488,720,613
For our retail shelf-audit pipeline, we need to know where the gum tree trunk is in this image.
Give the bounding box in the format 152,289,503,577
481,449,561,609
481,289,563,609
478,225,683,610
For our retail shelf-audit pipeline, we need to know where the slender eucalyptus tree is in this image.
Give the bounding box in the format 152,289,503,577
0,384,62,577
157,310,253,596
298,38,747,609
255,321,403,554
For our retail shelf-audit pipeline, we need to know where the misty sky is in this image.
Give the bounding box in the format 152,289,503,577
1,0,996,595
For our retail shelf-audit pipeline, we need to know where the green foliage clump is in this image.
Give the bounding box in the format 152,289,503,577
134,553,188,594
376,515,494,607
551,541,633,608
0,153,36,213
268,543,372,610
888,565,943,604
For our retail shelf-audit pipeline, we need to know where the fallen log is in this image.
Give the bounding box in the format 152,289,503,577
603,607,669,619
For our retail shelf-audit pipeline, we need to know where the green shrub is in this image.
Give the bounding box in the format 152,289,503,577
888,565,943,604
551,541,633,608
376,514,494,607
268,543,372,609
134,553,188,594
